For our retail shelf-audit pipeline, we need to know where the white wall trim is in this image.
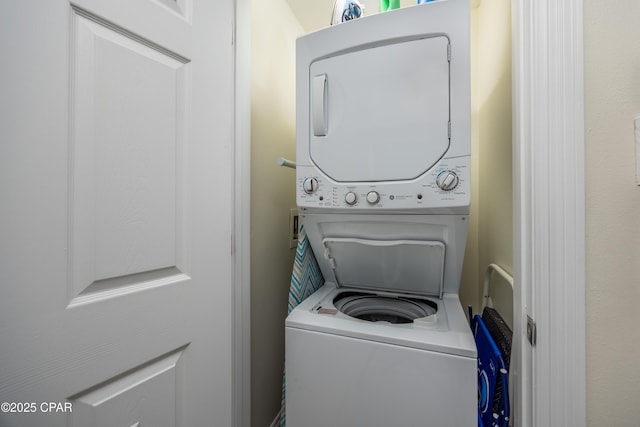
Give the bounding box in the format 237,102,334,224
512,1,586,426
233,0,251,425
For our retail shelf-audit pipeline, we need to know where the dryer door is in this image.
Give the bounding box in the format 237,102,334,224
309,35,450,182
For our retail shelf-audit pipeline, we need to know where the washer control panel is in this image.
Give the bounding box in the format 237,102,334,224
297,157,470,211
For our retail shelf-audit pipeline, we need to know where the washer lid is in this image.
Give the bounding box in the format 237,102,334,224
322,238,445,297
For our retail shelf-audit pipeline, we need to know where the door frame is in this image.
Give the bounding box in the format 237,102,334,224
234,0,252,426
512,0,586,426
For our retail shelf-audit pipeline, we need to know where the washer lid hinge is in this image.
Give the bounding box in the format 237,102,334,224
526,315,537,347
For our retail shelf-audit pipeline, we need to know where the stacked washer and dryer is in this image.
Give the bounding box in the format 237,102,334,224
285,1,475,425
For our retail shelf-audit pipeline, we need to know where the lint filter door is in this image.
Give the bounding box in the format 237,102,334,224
322,238,445,298
309,35,450,182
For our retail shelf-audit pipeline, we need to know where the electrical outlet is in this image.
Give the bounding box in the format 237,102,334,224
289,208,299,249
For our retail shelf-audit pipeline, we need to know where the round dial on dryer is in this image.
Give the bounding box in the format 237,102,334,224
366,191,380,204
345,191,358,205
436,170,459,191
303,177,318,194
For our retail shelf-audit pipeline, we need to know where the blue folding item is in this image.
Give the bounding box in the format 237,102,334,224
471,312,510,427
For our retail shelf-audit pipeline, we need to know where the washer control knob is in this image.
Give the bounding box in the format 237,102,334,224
366,191,380,204
436,170,459,192
303,177,318,194
345,191,358,205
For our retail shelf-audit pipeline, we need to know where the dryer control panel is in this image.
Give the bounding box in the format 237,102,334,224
297,157,470,213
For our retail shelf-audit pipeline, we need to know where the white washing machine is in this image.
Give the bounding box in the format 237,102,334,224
286,286,476,426
286,1,475,426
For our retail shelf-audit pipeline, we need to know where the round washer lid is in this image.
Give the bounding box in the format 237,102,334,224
322,238,445,298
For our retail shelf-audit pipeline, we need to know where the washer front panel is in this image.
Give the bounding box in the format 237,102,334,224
286,326,477,427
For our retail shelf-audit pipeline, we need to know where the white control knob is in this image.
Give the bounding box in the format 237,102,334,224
436,171,459,191
366,191,380,204
345,192,357,205
303,177,318,194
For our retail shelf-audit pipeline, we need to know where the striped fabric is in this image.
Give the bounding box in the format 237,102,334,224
276,224,324,427
287,225,325,315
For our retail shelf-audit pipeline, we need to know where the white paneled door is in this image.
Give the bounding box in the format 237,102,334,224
0,0,235,426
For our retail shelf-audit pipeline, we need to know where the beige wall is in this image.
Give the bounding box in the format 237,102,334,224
459,2,481,315
462,0,513,320
250,1,303,425
584,1,640,425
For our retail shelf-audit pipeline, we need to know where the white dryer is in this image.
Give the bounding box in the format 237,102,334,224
286,2,475,426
